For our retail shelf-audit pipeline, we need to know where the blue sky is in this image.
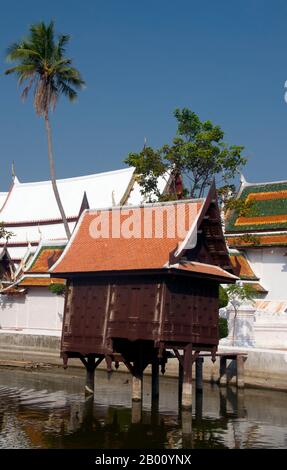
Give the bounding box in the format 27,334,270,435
1,0,287,190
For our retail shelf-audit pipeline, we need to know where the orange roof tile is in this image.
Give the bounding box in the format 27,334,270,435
229,254,258,280
29,247,65,273
227,233,287,247
53,202,205,273
235,214,287,227
52,200,235,282
19,277,65,287
176,262,237,280
244,282,268,294
225,181,287,232
1,286,26,295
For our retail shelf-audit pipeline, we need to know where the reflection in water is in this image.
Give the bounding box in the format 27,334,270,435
0,367,286,449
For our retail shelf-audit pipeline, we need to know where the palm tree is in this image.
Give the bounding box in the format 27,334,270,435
5,21,85,239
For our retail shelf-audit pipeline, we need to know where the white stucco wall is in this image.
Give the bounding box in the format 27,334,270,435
0,288,64,336
245,247,287,300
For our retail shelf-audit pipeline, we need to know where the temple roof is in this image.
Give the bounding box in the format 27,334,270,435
25,240,66,274
226,233,287,248
0,168,136,224
1,240,66,293
0,168,169,262
244,282,268,294
229,252,259,280
0,192,8,210
225,178,287,234
51,190,237,282
18,276,65,287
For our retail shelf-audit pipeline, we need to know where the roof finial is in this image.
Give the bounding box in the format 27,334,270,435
143,137,147,149
112,190,116,206
12,161,20,184
240,173,247,186
38,224,42,241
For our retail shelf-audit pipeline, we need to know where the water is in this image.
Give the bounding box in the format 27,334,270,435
0,366,286,449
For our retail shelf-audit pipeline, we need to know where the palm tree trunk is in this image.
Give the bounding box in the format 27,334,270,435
44,114,71,239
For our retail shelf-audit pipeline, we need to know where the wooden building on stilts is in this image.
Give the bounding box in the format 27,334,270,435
50,183,237,410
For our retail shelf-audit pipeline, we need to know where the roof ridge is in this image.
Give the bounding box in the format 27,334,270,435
84,198,205,214
242,179,287,188
9,167,135,188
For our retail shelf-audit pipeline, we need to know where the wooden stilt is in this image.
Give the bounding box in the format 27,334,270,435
219,356,227,386
195,357,204,392
85,355,96,396
151,397,159,426
178,359,183,407
83,394,94,430
151,357,159,402
132,373,143,402
195,389,203,420
182,343,193,410
219,388,227,417
181,409,193,448
236,355,245,389
131,400,142,424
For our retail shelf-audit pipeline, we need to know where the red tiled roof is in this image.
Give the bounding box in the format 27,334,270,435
227,233,287,247
244,282,268,294
52,200,236,283
1,287,26,295
19,276,65,287
52,202,203,273
28,247,65,273
175,262,237,280
229,254,258,280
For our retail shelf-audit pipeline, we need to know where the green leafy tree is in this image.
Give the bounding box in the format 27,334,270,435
49,283,66,296
219,286,229,309
5,21,85,239
219,287,229,339
125,108,247,202
0,223,14,242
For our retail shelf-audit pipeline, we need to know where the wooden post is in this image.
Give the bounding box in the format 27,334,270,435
195,390,203,420
151,357,159,402
85,355,96,396
83,394,94,430
132,375,143,401
132,347,144,403
131,400,142,424
178,360,183,407
151,396,159,427
236,355,245,389
181,409,193,448
219,388,227,417
131,361,143,422
182,344,193,410
219,356,227,386
195,357,204,392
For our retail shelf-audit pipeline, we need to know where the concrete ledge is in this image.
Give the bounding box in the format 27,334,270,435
1,333,287,391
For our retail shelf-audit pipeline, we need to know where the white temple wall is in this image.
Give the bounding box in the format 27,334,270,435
0,288,64,336
245,247,287,300
220,304,287,350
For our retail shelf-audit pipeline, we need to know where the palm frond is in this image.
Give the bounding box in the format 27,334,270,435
57,34,70,57
21,75,36,101
6,44,41,62
6,20,85,115
57,79,77,101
